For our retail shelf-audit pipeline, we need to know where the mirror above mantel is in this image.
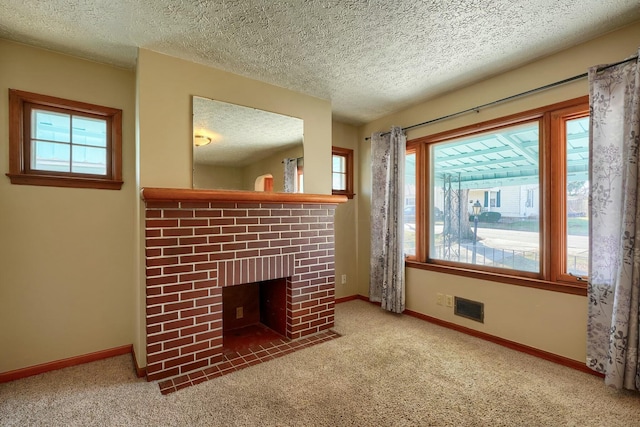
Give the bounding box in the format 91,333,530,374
192,96,304,193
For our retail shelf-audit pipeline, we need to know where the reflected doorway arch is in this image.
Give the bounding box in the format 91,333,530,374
255,174,273,192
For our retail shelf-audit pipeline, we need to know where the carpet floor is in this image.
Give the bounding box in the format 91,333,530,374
1,300,638,426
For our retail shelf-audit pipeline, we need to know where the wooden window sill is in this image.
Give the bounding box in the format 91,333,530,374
332,191,355,199
405,260,587,296
6,173,123,190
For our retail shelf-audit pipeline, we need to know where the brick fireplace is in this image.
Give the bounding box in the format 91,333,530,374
142,188,346,382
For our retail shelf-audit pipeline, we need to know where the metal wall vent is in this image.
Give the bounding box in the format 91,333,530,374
454,297,484,323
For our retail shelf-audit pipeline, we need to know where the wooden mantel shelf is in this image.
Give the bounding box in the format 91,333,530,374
141,187,348,205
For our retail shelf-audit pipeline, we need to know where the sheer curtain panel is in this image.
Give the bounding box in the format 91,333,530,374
370,126,406,313
283,158,297,193
587,50,640,391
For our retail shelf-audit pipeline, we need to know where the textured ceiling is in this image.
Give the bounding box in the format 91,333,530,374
193,97,303,167
1,1,640,124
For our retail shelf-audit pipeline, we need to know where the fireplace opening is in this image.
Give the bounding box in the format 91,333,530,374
222,278,288,353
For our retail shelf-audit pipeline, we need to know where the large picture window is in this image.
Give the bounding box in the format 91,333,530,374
407,97,589,294
7,89,123,190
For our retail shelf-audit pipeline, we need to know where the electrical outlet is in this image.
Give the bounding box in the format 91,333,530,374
446,295,454,307
341,274,347,285
437,293,444,306
236,306,243,319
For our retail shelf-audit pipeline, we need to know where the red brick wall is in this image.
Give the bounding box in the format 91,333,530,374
144,200,337,381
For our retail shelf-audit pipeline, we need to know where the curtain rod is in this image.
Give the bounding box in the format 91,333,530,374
365,55,638,140
281,156,303,163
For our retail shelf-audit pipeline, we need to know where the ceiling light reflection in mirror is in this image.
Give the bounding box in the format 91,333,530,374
192,96,304,192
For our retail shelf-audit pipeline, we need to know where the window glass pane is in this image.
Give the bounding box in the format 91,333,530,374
32,140,71,172
72,145,107,175
565,116,589,276
404,152,416,256
332,155,345,172
72,116,107,147
332,172,346,190
33,110,70,143
431,122,540,272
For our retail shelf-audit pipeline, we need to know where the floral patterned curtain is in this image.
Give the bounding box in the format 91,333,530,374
587,50,640,390
283,158,297,193
370,127,406,313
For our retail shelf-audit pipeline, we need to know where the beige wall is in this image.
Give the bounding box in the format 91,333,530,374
0,40,137,372
357,21,640,362
332,121,360,299
193,164,245,190
137,49,332,194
